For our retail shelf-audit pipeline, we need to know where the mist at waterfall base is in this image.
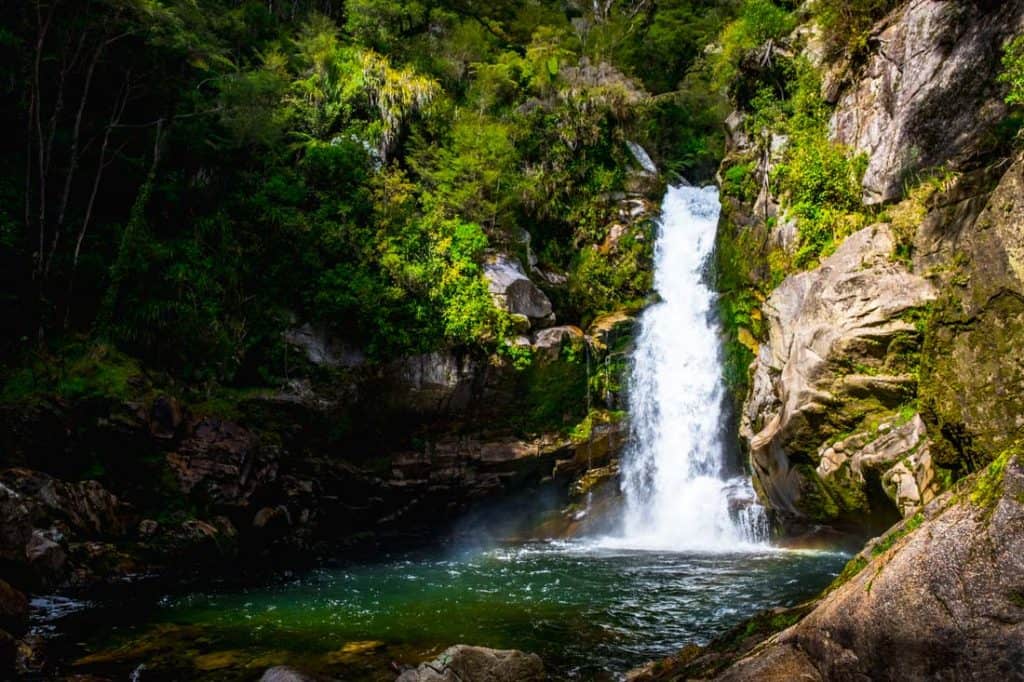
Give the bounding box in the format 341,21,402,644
48,186,847,681
605,184,769,552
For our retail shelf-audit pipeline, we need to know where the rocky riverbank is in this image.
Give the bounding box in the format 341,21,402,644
0,212,647,678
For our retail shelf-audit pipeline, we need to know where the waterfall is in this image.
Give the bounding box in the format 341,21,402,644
613,185,767,551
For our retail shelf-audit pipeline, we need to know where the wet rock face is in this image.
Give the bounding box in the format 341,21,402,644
715,454,1024,681
743,225,936,532
396,645,544,682
830,0,1024,204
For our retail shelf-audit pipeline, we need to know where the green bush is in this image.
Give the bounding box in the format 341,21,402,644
768,64,870,268
812,0,898,59
714,0,797,93
1000,35,1024,106
721,161,758,202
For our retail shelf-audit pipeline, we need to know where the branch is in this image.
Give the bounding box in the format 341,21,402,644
32,0,57,278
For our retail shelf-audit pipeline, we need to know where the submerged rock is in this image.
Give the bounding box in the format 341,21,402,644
259,665,315,682
396,645,544,682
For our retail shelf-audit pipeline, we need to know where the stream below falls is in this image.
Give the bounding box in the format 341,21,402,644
35,541,846,680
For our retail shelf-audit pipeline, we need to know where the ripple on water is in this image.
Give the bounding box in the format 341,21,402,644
57,540,846,680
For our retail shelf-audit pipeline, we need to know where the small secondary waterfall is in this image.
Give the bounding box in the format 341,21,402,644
616,184,767,551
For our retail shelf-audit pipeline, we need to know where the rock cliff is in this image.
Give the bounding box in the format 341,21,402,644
720,0,1024,539
828,0,1024,203
744,224,936,535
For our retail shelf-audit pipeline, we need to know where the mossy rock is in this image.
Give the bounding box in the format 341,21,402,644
919,292,1024,471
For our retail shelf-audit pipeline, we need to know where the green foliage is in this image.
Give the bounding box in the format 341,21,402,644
721,161,758,202
870,511,924,556
569,234,654,322
828,555,868,591
740,608,804,640
811,0,898,60
569,409,626,444
768,64,871,268
1,343,145,404
518,355,589,434
970,448,1012,511
1,0,729,390
1000,35,1024,107
345,0,427,53
713,0,797,94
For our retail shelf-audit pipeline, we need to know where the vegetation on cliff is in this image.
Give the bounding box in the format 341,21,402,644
712,0,1024,537
0,0,738,397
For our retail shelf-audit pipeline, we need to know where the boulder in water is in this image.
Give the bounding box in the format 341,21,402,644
395,644,544,681
260,666,315,682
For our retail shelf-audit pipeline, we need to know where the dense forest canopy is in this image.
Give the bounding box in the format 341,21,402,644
1,0,743,388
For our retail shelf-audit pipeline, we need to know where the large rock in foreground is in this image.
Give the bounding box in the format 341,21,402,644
396,644,544,681
631,451,1024,681
715,451,1024,681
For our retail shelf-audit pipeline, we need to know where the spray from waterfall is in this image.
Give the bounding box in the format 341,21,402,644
611,185,768,551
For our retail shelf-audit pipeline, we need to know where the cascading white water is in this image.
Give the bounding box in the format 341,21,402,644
614,184,767,551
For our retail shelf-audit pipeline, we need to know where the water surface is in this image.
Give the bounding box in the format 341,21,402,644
47,541,846,680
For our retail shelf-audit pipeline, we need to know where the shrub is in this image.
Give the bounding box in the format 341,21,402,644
812,0,898,60
1000,34,1024,106
721,161,758,202
770,63,870,268
714,0,797,94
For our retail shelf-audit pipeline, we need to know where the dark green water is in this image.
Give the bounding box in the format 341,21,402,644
42,541,846,680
